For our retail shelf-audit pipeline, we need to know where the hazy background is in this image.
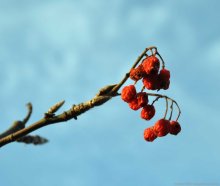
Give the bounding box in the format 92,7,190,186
0,0,220,186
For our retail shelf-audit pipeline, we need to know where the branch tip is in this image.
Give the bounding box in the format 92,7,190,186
45,100,65,118
23,102,33,125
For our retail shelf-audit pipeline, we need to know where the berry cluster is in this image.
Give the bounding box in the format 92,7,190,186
121,47,181,142
130,56,170,90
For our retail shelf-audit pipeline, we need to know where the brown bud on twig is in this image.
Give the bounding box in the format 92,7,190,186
97,84,117,96
45,100,65,118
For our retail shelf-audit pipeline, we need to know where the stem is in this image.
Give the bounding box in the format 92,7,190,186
164,97,168,119
175,104,181,121
111,46,158,94
156,51,165,69
169,101,174,121
150,47,157,56
151,96,160,106
141,86,145,92
146,93,181,121
111,47,150,94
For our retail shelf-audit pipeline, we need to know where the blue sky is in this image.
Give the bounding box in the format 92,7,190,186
0,0,220,186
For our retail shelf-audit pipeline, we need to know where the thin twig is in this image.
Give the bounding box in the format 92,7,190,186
141,85,145,92
146,93,181,121
0,85,118,148
156,51,165,69
169,101,174,121
151,96,160,105
164,97,168,119
22,103,33,125
0,103,33,139
0,121,24,139
111,47,151,94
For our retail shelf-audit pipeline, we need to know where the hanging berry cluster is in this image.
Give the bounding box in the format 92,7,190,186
121,46,181,142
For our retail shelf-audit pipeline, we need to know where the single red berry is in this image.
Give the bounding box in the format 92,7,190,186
163,80,170,90
141,105,155,120
129,64,145,81
169,121,181,135
142,74,159,90
142,56,160,75
121,85,136,103
128,98,141,110
137,92,148,107
159,68,170,80
143,127,157,142
158,78,170,90
154,119,170,137
158,69,170,90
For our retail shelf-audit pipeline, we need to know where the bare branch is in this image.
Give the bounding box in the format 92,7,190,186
0,103,33,139
0,84,119,148
0,121,24,139
0,46,181,148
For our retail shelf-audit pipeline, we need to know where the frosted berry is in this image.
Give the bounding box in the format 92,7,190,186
137,92,148,107
121,85,136,103
154,119,170,137
158,69,170,90
142,56,160,75
142,74,159,90
169,121,181,135
128,98,141,110
129,64,145,81
143,127,157,142
141,105,155,120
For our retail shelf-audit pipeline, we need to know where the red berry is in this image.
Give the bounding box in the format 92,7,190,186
121,85,136,103
142,56,160,75
143,127,157,142
158,69,170,90
141,105,155,120
154,119,170,137
162,80,170,90
128,92,148,110
169,121,181,135
129,64,145,81
137,92,148,107
142,74,159,90
159,68,170,80
158,78,170,90
128,98,141,110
